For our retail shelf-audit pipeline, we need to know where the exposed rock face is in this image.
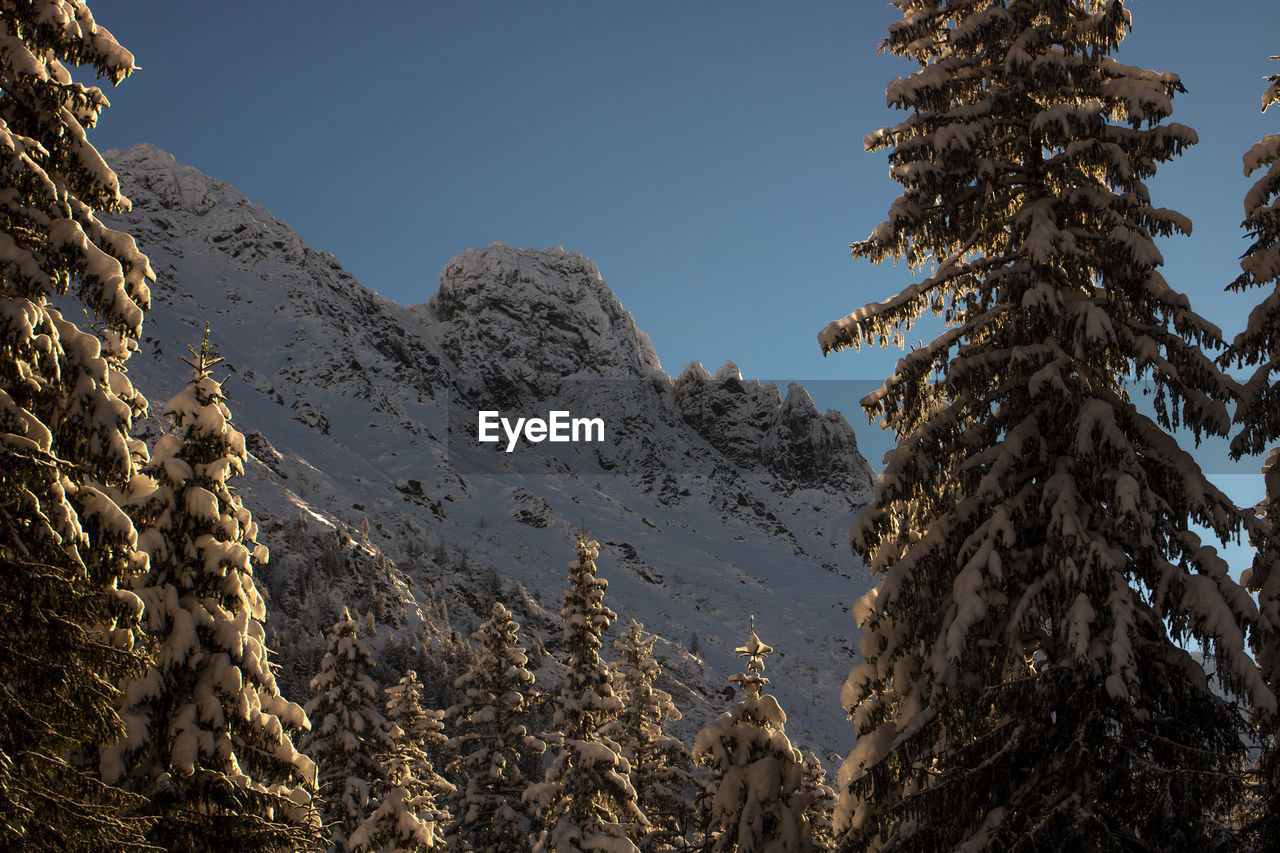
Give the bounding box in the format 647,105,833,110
762,383,873,495
104,143,877,750
674,361,781,469
430,243,663,385
674,363,873,497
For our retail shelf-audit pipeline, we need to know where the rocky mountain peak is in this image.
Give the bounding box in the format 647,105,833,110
108,143,311,269
110,142,247,216
712,360,746,384
427,243,662,386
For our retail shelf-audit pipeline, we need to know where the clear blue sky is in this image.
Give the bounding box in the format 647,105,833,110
90,1,1277,479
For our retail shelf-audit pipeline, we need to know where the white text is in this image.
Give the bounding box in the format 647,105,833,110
477,410,606,452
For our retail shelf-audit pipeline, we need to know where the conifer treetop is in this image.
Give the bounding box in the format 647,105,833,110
730,615,772,701
819,0,1221,428
527,536,646,853
182,322,224,375
693,622,811,852
103,326,318,851
555,535,622,740
304,607,395,852
446,600,544,850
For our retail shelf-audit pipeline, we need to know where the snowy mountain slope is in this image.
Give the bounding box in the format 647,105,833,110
105,143,876,754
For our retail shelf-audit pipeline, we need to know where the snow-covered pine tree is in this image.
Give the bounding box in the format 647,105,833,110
692,618,815,853
819,2,1274,849
350,671,454,852
101,331,320,851
800,753,835,853
384,670,452,796
1227,54,1280,853
0,2,158,848
445,601,545,851
525,536,646,853
303,607,397,852
603,618,697,852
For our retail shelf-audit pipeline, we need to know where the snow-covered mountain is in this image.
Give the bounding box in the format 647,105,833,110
105,143,876,756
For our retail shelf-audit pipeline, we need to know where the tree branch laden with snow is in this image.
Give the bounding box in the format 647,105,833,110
824,2,1270,849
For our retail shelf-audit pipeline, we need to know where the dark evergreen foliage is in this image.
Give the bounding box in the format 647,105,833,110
1226,54,1280,853
446,601,545,851
526,536,646,852
0,2,156,848
605,619,698,852
303,608,397,852
820,2,1273,849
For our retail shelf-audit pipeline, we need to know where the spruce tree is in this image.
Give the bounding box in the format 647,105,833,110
692,619,815,853
525,536,647,853
800,753,836,853
1227,54,1280,852
350,671,454,852
102,331,321,851
303,607,397,852
0,2,157,848
384,670,453,801
819,2,1274,849
604,618,697,852
445,601,545,851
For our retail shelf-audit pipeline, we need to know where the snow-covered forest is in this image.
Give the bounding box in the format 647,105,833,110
1,1,1279,851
